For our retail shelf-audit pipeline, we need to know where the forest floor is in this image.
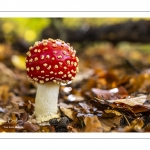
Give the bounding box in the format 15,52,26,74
1,41,150,132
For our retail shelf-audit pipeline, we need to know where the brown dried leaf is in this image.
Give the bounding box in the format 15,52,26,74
81,78,97,92
109,95,146,106
111,102,150,114
67,125,78,132
3,108,25,121
104,109,122,116
84,116,103,132
19,100,35,115
40,126,52,132
20,111,28,123
100,115,122,132
0,62,17,88
123,118,144,132
0,118,6,125
91,95,150,115
58,102,74,109
130,105,150,114
10,113,17,122
10,93,24,107
60,106,76,120
48,125,56,132
117,74,146,93
0,85,10,102
90,98,111,111
59,106,80,126
24,121,39,132
92,86,128,100
143,123,150,132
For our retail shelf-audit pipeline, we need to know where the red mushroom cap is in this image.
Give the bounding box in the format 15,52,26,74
25,38,79,84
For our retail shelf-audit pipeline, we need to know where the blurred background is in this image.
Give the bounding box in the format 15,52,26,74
1,18,150,72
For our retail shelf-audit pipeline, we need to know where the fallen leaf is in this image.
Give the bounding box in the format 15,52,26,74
92,86,128,100
109,95,147,106
58,102,74,109
2,108,25,121
123,118,144,132
60,106,76,120
81,78,97,92
130,105,150,113
24,121,39,132
0,62,17,88
84,116,103,132
117,74,146,93
0,118,6,125
0,85,10,104
40,126,52,132
104,109,122,116
143,123,150,132
67,125,78,132
90,98,111,111
100,115,122,132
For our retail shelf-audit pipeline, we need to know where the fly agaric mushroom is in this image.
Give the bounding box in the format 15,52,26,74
25,38,79,123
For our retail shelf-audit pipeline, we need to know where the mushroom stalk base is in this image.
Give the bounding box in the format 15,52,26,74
34,82,60,123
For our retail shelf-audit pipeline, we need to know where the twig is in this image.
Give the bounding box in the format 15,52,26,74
123,114,130,126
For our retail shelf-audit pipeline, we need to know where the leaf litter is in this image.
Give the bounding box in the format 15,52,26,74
1,42,150,132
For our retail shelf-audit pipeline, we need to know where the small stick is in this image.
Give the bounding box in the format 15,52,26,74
123,114,130,126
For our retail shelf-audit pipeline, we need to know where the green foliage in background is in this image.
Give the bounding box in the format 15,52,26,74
0,18,51,43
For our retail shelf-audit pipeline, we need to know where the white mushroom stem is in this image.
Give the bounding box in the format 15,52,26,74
34,82,60,123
